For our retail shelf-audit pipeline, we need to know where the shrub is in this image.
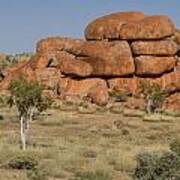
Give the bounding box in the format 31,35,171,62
27,167,48,180
133,151,180,180
139,81,166,114
8,155,38,170
170,139,180,156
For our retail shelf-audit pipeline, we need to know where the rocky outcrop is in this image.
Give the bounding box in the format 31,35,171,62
0,11,179,110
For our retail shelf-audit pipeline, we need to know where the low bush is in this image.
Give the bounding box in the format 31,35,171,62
27,167,48,180
170,139,180,156
8,155,38,170
133,140,180,180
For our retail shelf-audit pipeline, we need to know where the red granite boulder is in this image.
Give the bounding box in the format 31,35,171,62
135,56,177,76
131,40,178,55
85,11,145,40
120,16,175,40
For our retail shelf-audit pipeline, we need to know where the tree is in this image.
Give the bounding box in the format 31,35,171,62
8,78,52,150
139,81,167,114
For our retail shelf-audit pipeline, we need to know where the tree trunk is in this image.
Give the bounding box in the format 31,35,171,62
20,116,27,150
146,97,153,114
29,107,35,122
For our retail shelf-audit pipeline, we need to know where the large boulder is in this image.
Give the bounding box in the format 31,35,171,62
131,40,178,55
36,37,84,54
85,11,145,40
58,78,109,105
135,56,177,76
56,51,93,77
120,16,175,40
31,51,93,77
76,41,135,76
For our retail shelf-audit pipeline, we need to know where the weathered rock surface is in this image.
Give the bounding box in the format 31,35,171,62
35,68,61,89
108,71,180,94
135,56,177,76
163,93,180,111
32,51,93,77
76,41,135,76
85,11,145,40
36,37,84,54
56,51,93,77
131,40,178,55
120,16,175,40
108,78,139,94
58,78,109,105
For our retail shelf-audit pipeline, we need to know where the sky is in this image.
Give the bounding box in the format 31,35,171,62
0,0,180,54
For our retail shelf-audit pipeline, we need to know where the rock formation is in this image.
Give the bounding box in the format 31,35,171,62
0,11,179,110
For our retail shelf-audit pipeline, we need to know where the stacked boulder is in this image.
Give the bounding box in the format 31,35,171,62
0,11,179,109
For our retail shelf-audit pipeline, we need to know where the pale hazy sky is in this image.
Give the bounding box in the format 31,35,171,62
0,0,180,54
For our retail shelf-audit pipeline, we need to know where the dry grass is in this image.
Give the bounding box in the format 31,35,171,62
0,106,180,180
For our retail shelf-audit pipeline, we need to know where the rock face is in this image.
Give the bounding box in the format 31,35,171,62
85,11,145,40
108,72,180,94
135,56,177,76
120,16,175,40
56,51,93,77
0,11,179,110
36,37,84,53
163,93,180,111
108,78,139,94
131,40,178,55
76,41,135,76
59,78,109,105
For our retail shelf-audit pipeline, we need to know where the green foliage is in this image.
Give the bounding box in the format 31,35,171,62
139,81,166,113
8,155,38,170
0,59,10,70
170,139,180,156
72,170,111,180
8,78,50,117
133,141,180,180
27,167,48,180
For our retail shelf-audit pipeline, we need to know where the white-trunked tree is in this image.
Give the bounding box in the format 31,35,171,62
8,78,51,150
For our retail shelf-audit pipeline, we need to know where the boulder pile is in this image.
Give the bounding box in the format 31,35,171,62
0,11,179,109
